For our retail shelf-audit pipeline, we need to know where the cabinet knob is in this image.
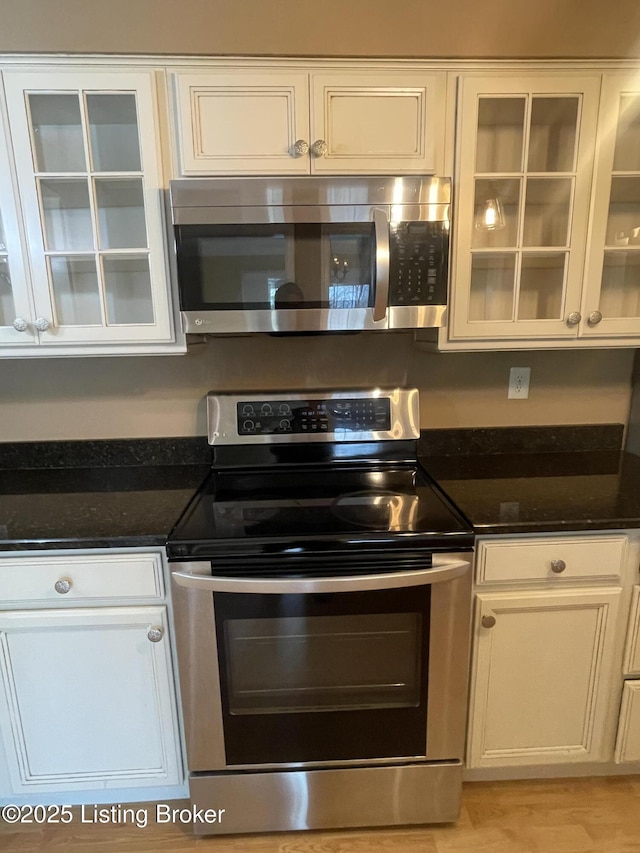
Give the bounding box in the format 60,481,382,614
566,312,582,327
290,139,309,158
13,317,29,332
147,626,164,643
587,310,603,326
54,577,73,595
34,317,51,332
311,139,328,158
550,559,567,574
481,614,496,629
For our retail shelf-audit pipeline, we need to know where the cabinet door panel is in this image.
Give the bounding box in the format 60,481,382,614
0,103,35,346
450,75,600,342
623,586,640,676
173,72,310,175
583,77,640,338
468,587,621,767
310,73,444,174
615,680,640,763
0,606,182,792
3,69,174,347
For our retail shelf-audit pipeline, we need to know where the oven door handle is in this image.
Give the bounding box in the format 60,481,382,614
372,207,390,322
171,558,470,594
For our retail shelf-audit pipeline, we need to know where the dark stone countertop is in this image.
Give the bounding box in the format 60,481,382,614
0,438,211,552
420,443,640,535
2,426,640,550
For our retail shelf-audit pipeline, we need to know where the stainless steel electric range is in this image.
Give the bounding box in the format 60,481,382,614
166,388,474,835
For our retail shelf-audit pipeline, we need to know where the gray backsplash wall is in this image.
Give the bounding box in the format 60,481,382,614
0,335,634,441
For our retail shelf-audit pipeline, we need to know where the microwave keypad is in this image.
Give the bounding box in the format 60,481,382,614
237,398,391,435
389,223,446,306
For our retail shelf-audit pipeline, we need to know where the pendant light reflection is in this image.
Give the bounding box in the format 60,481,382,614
475,197,505,231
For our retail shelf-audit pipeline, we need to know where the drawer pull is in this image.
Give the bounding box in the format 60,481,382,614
147,626,164,643
550,559,567,574
54,577,73,595
481,614,496,629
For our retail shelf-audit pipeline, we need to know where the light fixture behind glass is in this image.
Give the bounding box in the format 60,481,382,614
475,197,505,231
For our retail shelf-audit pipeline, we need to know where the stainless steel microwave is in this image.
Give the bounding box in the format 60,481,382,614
169,176,450,335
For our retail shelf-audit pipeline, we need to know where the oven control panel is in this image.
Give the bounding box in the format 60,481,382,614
236,397,391,436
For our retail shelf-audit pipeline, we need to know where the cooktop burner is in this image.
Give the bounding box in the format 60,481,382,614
166,389,474,560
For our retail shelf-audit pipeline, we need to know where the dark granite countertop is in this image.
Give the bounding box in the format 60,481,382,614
0,439,211,551
1,426,639,550
419,424,640,535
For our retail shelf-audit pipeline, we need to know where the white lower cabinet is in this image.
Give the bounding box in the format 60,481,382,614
468,587,622,767
467,533,638,775
615,681,640,763
0,551,184,802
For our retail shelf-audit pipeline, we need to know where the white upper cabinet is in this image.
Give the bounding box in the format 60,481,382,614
2,68,181,354
0,108,35,347
172,68,446,176
582,74,640,339
448,74,601,344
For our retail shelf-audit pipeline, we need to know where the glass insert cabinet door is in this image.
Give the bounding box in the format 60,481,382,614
0,119,35,346
450,76,601,341
2,70,173,346
583,76,640,338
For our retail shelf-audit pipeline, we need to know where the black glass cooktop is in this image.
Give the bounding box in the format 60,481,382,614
167,461,473,559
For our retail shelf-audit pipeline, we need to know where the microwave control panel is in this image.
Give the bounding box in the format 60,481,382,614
236,397,391,436
389,222,448,307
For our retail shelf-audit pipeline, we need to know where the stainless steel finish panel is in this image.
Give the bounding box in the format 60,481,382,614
171,568,227,772
387,304,448,329
206,387,419,445
189,762,462,834
182,305,449,334
373,208,390,322
426,556,473,759
170,176,451,216
172,556,471,595
182,307,387,334
170,555,471,772
173,203,449,225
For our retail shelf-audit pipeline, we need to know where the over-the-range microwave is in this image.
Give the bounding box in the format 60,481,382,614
169,176,450,335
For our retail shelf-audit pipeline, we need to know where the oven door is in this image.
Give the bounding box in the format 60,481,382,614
171,556,471,771
173,206,390,334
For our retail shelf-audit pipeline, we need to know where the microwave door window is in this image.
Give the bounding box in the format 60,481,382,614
325,227,374,309
177,225,294,311
272,224,374,310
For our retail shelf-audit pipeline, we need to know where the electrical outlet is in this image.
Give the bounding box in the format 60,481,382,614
508,367,531,399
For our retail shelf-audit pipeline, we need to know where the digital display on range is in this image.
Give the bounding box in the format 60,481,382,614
236,397,392,436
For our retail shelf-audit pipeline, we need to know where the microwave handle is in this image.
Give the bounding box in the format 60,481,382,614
372,208,390,322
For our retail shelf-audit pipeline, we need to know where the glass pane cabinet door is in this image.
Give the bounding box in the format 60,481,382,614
451,77,600,342
3,70,174,348
0,121,35,346
583,78,640,337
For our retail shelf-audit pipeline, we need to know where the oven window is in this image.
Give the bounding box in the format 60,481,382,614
214,587,430,765
175,223,374,311
224,612,421,715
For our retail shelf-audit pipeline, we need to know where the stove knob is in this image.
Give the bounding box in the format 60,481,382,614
261,404,273,416
279,419,291,431
241,404,255,417
242,419,255,431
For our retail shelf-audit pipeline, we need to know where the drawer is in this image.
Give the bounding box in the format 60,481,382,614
0,553,164,605
615,680,640,764
624,586,640,677
476,535,627,585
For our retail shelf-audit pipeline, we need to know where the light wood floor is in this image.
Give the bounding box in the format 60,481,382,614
2,777,640,852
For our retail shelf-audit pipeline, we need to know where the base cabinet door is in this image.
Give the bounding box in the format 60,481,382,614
468,587,622,768
615,681,640,763
0,606,182,793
